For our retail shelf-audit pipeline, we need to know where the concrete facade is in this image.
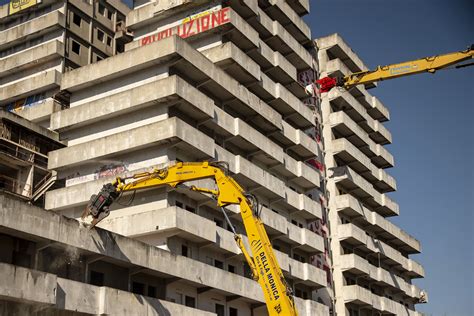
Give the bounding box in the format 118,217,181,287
0,0,130,127
0,1,428,315
43,1,328,315
317,33,426,316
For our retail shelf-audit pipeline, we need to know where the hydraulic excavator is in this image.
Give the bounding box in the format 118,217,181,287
82,161,299,316
316,44,473,93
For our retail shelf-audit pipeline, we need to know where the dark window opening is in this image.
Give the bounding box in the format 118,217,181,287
148,285,156,298
132,282,145,295
97,29,105,42
185,206,196,213
72,13,81,26
185,295,195,308
215,304,225,316
107,10,113,20
229,307,238,316
181,245,188,257
228,264,235,273
214,259,224,270
71,41,81,54
96,56,103,62
214,218,223,228
117,42,124,53
106,36,112,46
98,3,105,15
90,270,104,286
176,201,183,208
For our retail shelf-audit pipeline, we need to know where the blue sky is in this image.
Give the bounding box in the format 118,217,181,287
307,0,473,315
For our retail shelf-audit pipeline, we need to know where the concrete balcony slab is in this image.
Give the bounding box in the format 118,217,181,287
282,188,322,220
286,224,324,254
0,69,61,106
258,9,312,71
260,0,311,45
52,75,214,133
330,138,397,193
99,206,216,244
331,166,399,216
341,254,423,300
285,0,310,16
14,98,62,125
328,88,392,145
317,34,371,79
66,36,282,133
295,297,330,316
202,41,261,86
126,0,207,31
343,285,423,316
338,224,424,278
335,194,421,254
0,10,65,50
48,117,214,171
0,262,56,306
329,111,394,169
248,39,298,88
0,194,266,303
0,40,64,78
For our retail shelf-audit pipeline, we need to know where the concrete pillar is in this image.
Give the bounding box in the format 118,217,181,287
17,165,34,197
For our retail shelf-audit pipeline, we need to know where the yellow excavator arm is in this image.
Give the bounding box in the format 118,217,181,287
317,44,474,92
82,161,298,316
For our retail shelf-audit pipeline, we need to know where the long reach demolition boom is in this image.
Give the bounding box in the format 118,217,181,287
316,44,473,93
82,161,299,316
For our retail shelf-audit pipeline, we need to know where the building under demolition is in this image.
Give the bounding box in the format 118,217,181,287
0,0,426,315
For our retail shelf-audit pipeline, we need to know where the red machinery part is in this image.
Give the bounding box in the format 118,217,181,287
316,77,338,93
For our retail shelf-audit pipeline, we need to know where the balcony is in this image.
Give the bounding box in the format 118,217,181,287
0,10,65,49
2,194,265,302
99,206,216,244
338,224,424,278
343,285,423,316
330,138,397,193
285,0,309,16
0,262,217,315
328,88,392,145
51,75,213,134
331,166,399,216
340,254,424,300
14,98,62,124
329,111,394,169
0,69,61,106
317,34,371,81
259,0,311,45
253,8,312,70
0,262,56,306
335,194,421,254
0,40,64,78
63,36,283,134
48,117,214,171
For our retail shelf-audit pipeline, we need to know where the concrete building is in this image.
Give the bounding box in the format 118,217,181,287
40,1,327,315
0,1,427,315
317,33,426,316
0,0,130,128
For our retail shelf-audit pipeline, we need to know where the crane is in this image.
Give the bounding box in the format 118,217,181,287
316,44,473,93
82,161,299,316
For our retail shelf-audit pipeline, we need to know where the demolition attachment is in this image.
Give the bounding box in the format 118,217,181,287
81,183,119,228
